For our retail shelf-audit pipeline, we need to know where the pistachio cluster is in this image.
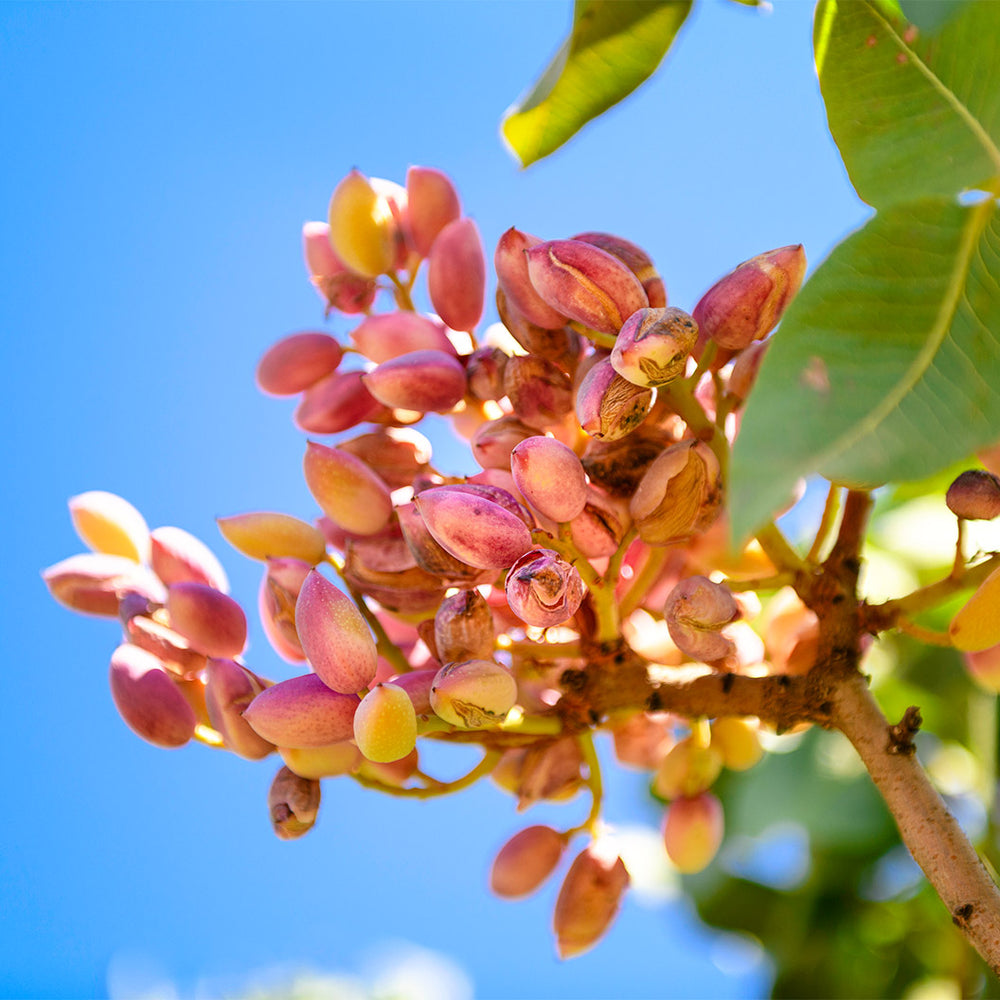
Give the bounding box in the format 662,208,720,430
44,165,813,958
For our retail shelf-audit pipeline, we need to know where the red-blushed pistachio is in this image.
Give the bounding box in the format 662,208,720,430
279,741,362,779
663,575,738,663
395,501,494,586
294,369,390,435
693,244,806,350
575,358,654,441
663,791,724,873
204,658,275,759
150,526,229,592
653,736,724,799
581,434,665,497
495,228,569,329
515,737,584,808
611,307,698,388
68,491,150,563
405,166,461,257
268,765,320,840
243,673,360,747
413,487,533,570
327,169,398,278
369,176,411,270
495,287,582,375
434,589,495,664
353,683,418,763
216,511,327,565
109,643,197,748
302,221,377,315
490,825,566,899
42,553,165,617
338,427,432,490
503,354,574,428
505,549,585,628
342,535,447,618
572,231,666,308
510,436,587,523
570,488,629,559
362,349,466,413
258,557,311,662
946,470,1000,520
387,668,438,716
125,615,207,679
950,565,1000,652
525,239,648,337
710,717,764,771
430,658,518,728
303,441,393,536
553,842,630,959
165,581,247,659
610,711,675,771
350,311,456,363
255,332,344,396
466,346,509,402
630,440,723,545
428,217,486,332
356,747,419,787
441,482,536,530
727,340,768,403
471,415,538,470
295,570,377,693
964,644,1000,693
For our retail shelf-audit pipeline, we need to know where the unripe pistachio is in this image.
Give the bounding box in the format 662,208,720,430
964,644,1000,693
368,176,411,270
413,487,533,570
663,792,724,874
259,556,311,662
569,488,629,559
526,239,648,337
295,570,377,693
303,441,393,537
949,565,1000,652
362,349,466,413
503,354,574,428
505,548,585,628
430,658,518,728
575,358,654,441
405,166,461,257
510,437,587,523
268,766,321,840
353,683,418,763
150,525,229,592
630,441,723,545
341,535,447,619
572,231,666,308
495,288,581,374
42,553,165,617
350,311,455,363
471,415,537,470
653,736,724,799
68,490,150,563
294,369,389,435
515,737,585,808
946,470,1000,521
693,244,806,350
205,658,275,759
727,341,768,403
387,668,438,716
356,747,419,787
553,842,630,959
327,169,397,278
243,673,360,747
109,643,197,748
610,307,697,388
490,825,566,898
396,501,495,585
495,228,570,329
217,511,327,568
302,221,377,314
710,717,764,771
337,427,432,490
427,217,486,332
165,581,247,659
466,346,509,401
279,741,362,779
434,589,495,664
125,615,207,679
610,711,675,770
663,575,738,663
255,332,344,396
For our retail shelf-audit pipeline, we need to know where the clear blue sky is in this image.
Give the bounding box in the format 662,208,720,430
1,2,864,997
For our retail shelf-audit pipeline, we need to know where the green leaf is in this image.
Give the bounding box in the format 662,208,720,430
814,0,1000,208
730,196,1000,542
501,0,692,167
899,0,969,33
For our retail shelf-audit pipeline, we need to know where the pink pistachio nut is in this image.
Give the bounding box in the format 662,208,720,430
342,535,447,618
727,340,768,403
243,673,360,748
68,490,151,563
434,588,496,665
387,668,438,717
430,658,518,729
362,349,466,413
165,581,247,659
369,176,411,270
353,683,418,763
503,354,574,429
693,244,806,351
525,239,648,337
611,307,698,388
413,486,533,570
427,217,486,333
471,415,538,470
395,501,496,586
150,525,229,592
610,711,675,770
510,436,587,523
108,643,197,748
663,791,725,874
43,553,165,617
259,556,312,662
491,825,566,899
515,737,585,808
572,231,666,308
946,470,1000,521
505,548,585,628
294,369,390,435
279,741,362,780
570,488,629,559
653,736,724,799
216,511,327,566
405,166,462,257
964,644,1000,693
350,311,456,364
553,843,630,959
302,221,376,314
337,427,432,490
255,332,344,396
495,286,581,374
466,346,509,402
663,575,739,663
495,228,569,329
303,441,393,536
575,358,654,441
268,765,321,840
205,658,275,759
125,615,207,680
440,482,535,529
295,569,377,694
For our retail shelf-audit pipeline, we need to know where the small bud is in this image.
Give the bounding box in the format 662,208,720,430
663,575,738,663
575,358,654,441
710,717,764,771
405,166,461,257
243,673,360,747
491,825,566,898
434,589,496,664
510,436,587,523
663,792,724,873
279,741,362,779
430,658,518,728
505,549,585,628
327,169,397,278
295,570,377,693
353,683,418,763
503,354,574,429
150,526,229,592
427,217,486,332
946,470,1000,521
268,766,321,840
495,228,569,329
693,244,806,350
303,441,393,536
471,415,537,470
205,658,275,760
611,307,697,387
350,311,455,363
302,221,377,314
255,332,344,396
68,491,150,563
653,736,724,799
950,565,1000,652
217,511,327,566
572,231,666,308
553,843,630,959
294,369,390,435
109,644,197,748
42,553,165,617
363,349,466,413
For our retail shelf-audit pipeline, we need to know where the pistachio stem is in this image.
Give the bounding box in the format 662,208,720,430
952,519,967,579
806,482,843,564
388,271,416,312
564,731,603,838
689,340,718,385
755,522,808,576
724,571,795,594
567,321,617,350
619,545,669,620
896,617,954,647
353,750,501,798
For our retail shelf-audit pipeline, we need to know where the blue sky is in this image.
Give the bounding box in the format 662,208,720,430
1,2,864,997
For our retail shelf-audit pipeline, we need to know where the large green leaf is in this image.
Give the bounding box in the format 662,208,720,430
814,0,1000,208
730,196,1000,541
501,0,692,168
898,0,970,33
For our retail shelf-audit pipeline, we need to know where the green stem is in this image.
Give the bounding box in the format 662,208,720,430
724,571,795,593
567,321,617,350
806,483,843,564
755,522,808,575
619,545,669,620
564,732,604,838
353,750,501,798
505,639,583,659
388,271,416,312
688,341,717,385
